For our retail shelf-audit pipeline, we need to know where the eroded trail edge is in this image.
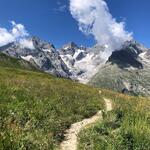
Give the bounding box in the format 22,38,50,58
60,95,113,150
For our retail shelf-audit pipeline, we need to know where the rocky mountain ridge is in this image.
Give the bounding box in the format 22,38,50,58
0,36,150,96
90,41,150,96
0,37,72,78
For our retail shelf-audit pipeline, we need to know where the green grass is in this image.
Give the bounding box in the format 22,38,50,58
78,90,150,150
0,54,104,150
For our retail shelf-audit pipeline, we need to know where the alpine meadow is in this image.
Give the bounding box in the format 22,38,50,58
0,0,150,150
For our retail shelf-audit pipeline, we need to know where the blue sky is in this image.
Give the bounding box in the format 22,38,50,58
0,0,150,48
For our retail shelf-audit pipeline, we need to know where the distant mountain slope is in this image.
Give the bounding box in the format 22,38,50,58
89,41,150,96
0,37,72,78
0,52,38,71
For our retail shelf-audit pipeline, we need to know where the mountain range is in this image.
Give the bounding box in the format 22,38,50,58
0,37,150,96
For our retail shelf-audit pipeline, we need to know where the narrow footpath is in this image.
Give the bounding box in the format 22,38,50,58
60,94,113,150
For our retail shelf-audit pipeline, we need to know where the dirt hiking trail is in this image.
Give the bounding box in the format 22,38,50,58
60,94,113,150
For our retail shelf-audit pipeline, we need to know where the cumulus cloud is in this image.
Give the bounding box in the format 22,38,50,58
69,0,133,58
19,39,35,49
0,21,29,47
0,28,15,46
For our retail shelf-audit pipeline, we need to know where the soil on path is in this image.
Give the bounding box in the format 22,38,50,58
60,95,113,150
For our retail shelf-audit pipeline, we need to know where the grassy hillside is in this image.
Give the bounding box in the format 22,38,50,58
1,53,150,150
0,53,104,149
78,90,150,150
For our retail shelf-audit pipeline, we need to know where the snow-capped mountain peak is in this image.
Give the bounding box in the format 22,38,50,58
0,37,150,85
59,43,107,83
63,42,78,49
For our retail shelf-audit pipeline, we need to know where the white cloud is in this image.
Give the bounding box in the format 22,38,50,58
0,21,29,47
0,28,15,46
19,39,35,49
54,5,67,12
11,21,29,38
69,0,133,58
54,1,67,13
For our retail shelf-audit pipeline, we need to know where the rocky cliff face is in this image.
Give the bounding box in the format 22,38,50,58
59,42,106,83
0,37,72,78
89,41,150,96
